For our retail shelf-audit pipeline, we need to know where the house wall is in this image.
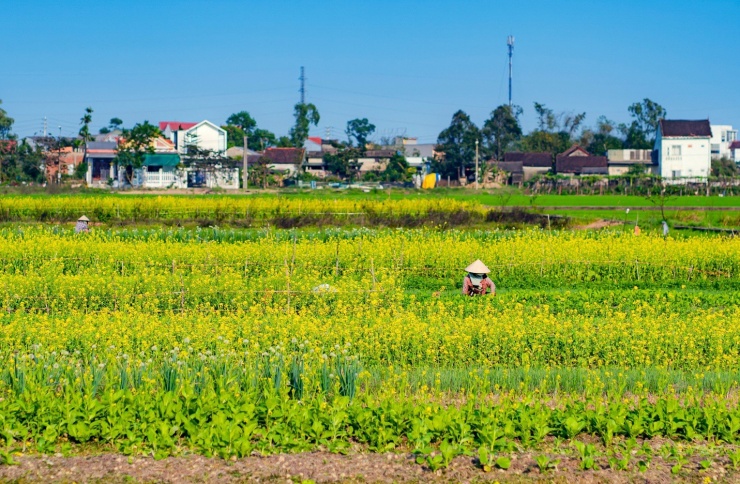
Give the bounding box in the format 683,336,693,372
269,163,298,176
522,166,549,181
138,167,188,189
358,158,386,172
709,125,737,159
655,133,711,179
205,168,239,189
177,123,227,154
607,149,653,162
733,148,740,163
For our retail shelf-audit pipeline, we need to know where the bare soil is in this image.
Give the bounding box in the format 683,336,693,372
573,219,624,230
0,451,735,483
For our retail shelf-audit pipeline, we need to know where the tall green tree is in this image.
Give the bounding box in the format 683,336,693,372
109,117,123,131
623,98,666,148
115,121,162,182
0,141,44,184
226,111,257,133
78,107,94,143
223,111,279,150
345,118,376,150
521,102,586,155
481,105,522,160
434,110,480,178
289,103,320,147
324,148,360,180
0,100,15,140
224,111,255,149
583,116,624,155
382,153,410,182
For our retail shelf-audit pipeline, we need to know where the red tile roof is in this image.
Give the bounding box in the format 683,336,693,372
307,136,322,145
729,141,740,150
555,155,607,174
659,120,712,138
559,145,591,157
249,148,306,165
503,152,552,167
159,121,197,131
494,161,524,173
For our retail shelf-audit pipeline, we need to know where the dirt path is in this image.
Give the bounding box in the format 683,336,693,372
573,219,624,230
0,451,733,483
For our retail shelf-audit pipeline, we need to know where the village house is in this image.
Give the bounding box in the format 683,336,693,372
606,149,656,176
248,147,306,179
492,160,524,184
160,120,227,155
654,119,712,179
503,152,552,180
46,146,84,182
358,149,396,174
85,137,185,188
709,124,737,159
401,138,434,173
730,141,740,163
555,145,608,175
84,141,118,186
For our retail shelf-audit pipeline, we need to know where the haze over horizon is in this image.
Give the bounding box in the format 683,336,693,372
4,0,739,144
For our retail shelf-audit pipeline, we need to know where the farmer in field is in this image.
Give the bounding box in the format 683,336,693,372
462,259,495,296
75,215,90,233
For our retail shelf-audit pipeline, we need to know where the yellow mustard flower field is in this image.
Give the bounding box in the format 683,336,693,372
1,199,740,476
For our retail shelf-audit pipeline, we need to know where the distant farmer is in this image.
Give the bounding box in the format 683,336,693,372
75,215,90,233
662,221,669,237
462,259,495,296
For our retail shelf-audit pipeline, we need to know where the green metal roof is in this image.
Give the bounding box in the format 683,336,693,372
143,153,181,167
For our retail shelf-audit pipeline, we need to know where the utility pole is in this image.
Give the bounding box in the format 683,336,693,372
475,139,479,190
43,117,47,137
242,134,248,191
299,66,306,104
507,35,515,107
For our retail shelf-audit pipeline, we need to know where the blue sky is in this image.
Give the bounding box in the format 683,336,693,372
3,0,739,143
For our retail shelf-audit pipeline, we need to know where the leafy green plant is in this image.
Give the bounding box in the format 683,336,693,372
573,441,598,471
535,454,559,473
729,448,740,470
477,447,493,472
495,456,511,470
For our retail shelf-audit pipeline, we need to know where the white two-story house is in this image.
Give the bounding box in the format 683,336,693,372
655,119,712,180
709,124,737,159
159,120,227,156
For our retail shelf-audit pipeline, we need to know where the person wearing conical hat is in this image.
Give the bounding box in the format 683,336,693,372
75,215,90,234
462,259,495,296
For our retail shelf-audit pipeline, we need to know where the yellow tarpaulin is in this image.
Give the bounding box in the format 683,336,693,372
421,173,437,189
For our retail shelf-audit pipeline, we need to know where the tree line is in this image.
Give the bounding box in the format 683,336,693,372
1,96,736,186
432,99,668,179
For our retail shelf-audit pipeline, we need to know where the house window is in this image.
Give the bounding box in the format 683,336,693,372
671,145,682,156
630,150,637,160
672,170,681,178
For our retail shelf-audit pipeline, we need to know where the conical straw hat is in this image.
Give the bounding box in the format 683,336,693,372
78,215,89,222
465,259,490,274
